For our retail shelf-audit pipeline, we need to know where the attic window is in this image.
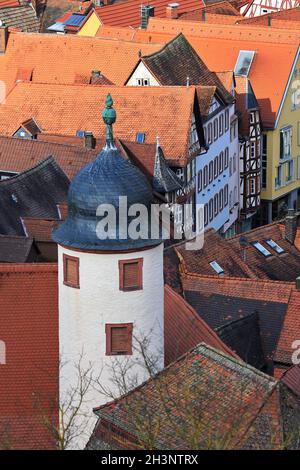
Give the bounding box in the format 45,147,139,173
265,239,285,254
252,241,272,257
234,50,255,77
119,258,143,291
209,260,224,275
105,323,133,356
136,132,145,144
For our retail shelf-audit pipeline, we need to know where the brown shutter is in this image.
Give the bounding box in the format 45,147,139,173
63,254,79,288
111,327,128,353
119,258,143,291
123,262,139,289
106,323,133,355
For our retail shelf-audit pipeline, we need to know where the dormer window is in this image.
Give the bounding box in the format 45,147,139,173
63,254,80,288
119,258,143,291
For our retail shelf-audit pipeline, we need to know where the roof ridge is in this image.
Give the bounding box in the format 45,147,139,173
182,271,295,287
0,262,58,273
227,221,283,240
0,155,56,185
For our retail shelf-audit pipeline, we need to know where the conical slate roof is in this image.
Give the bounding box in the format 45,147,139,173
52,95,162,251
153,140,183,194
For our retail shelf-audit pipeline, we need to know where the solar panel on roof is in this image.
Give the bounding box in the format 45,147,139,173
63,14,86,27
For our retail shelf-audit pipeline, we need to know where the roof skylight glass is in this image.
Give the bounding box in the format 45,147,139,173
209,261,224,275
253,241,272,257
234,50,255,77
265,239,285,254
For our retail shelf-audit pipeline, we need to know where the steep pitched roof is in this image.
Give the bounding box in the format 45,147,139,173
235,76,259,136
0,263,58,449
90,343,280,450
183,276,288,366
175,228,254,278
0,5,40,32
135,34,233,103
95,0,205,28
22,217,61,243
0,157,69,236
227,222,300,282
0,83,200,165
145,18,300,128
180,273,300,368
152,144,182,193
275,287,300,366
281,365,300,397
0,234,37,262
164,284,238,366
0,30,163,93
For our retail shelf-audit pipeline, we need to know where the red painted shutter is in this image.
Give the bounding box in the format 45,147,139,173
66,258,78,284
111,326,128,353
123,262,139,289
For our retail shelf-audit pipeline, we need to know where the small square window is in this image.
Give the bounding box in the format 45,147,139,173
105,323,133,355
136,132,145,143
63,254,79,288
119,258,143,291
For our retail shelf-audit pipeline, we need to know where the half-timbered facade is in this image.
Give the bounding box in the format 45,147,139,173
240,0,300,17
235,77,262,231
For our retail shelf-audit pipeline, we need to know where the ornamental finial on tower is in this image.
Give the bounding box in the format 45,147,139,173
102,93,116,144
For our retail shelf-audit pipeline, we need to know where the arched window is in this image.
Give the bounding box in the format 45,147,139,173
0,341,6,364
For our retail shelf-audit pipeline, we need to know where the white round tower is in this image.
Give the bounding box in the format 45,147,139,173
52,95,164,449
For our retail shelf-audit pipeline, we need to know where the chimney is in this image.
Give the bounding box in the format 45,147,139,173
285,209,298,244
91,70,101,83
140,5,155,29
166,3,179,20
268,15,272,27
83,131,95,149
296,277,300,291
0,25,8,54
202,10,206,22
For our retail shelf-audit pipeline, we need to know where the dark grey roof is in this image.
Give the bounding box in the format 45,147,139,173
52,142,162,251
140,34,233,104
247,80,259,110
0,156,69,236
0,6,40,33
0,234,37,262
184,291,288,364
217,312,265,370
153,144,182,193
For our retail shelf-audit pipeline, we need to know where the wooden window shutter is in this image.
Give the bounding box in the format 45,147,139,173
63,254,79,288
119,258,143,291
106,323,133,355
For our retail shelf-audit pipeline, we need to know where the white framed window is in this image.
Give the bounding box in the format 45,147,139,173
280,126,292,159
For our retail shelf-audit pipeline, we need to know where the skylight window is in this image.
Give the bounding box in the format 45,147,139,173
252,242,272,257
234,51,255,77
265,239,285,254
136,132,145,144
209,261,224,275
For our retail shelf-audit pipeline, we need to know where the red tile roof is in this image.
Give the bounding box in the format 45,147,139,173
144,18,300,127
0,30,163,93
90,343,281,449
0,0,20,7
0,83,199,165
275,287,300,366
22,217,60,242
281,365,300,397
95,0,205,28
164,284,238,365
0,263,58,449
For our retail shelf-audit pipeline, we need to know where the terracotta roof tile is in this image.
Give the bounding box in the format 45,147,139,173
95,0,205,28
0,83,199,165
0,6,40,33
281,365,300,397
90,343,280,450
0,30,163,93
275,288,300,365
164,284,238,366
22,217,61,242
0,263,58,449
